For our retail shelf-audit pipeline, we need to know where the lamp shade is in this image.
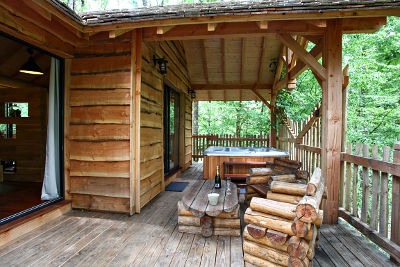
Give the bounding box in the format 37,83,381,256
19,56,44,75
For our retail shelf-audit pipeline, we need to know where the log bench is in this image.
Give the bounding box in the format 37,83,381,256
178,180,240,237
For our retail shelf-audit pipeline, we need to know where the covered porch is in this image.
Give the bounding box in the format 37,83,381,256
0,163,395,266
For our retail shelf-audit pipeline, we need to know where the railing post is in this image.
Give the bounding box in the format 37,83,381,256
391,141,400,262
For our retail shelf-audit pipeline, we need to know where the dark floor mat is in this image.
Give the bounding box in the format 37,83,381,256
165,182,189,192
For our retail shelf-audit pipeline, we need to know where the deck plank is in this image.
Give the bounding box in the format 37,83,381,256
216,236,231,266
320,225,364,267
184,234,207,267
199,235,218,267
0,163,395,267
169,233,196,267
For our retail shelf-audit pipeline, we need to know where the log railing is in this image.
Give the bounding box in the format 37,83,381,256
277,104,321,175
192,134,270,161
339,142,400,263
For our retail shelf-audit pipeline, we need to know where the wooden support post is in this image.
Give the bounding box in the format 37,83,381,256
130,29,142,215
391,141,400,262
321,19,343,224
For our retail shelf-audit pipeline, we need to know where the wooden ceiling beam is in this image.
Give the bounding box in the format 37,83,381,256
256,21,269,30
208,23,217,31
109,29,132,38
257,37,267,83
192,84,273,90
156,25,175,34
221,39,225,84
240,38,245,84
277,33,327,81
143,21,324,41
200,40,209,84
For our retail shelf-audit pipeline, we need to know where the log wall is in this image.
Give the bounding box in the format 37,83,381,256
140,40,192,208
67,38,192,213
0,86,47,182
68,40,132,213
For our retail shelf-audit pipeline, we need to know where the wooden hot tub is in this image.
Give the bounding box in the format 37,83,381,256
203,146,289,179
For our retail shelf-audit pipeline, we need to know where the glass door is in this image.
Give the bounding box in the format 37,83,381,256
164,85,180,176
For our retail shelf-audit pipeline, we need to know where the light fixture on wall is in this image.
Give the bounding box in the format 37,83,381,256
19,48,43,75
153,55,168,74
188,88,196,99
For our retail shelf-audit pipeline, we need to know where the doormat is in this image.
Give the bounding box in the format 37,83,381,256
165,182,189,192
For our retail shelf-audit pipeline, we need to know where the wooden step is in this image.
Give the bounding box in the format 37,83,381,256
249,184,268,196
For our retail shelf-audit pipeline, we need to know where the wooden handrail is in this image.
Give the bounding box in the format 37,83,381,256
341,152,400,177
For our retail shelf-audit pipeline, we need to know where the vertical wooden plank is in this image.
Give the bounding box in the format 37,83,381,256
361,144,370,223
345,143,352,211
321,19,343,224
352,143,362,217
64,59,72,200
130,29,142,215
391,142,400,252
370,145,379,230
379,146,390,237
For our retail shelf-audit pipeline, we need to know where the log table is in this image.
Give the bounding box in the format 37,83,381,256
178,179,241,237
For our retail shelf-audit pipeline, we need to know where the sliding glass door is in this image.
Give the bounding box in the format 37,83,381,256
164,85,180,176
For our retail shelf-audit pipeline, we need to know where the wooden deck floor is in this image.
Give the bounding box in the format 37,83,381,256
0,163,395,266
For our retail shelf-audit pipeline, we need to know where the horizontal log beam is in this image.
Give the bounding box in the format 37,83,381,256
192,84,272,91
143,21,325,41
341,152,400,177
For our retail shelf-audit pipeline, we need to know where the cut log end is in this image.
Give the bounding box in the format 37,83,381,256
266,229,288,245
247,224,267,239
291,217,310,238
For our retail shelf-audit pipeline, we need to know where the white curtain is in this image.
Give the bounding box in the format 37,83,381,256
41,57,60,200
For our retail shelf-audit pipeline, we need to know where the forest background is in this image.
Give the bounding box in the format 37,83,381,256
62,0,400,148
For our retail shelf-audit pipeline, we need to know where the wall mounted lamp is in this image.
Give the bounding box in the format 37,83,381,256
19,48,43,75
188,88,196,99
153,55,168,74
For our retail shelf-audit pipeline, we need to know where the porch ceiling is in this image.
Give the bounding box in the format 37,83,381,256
184,36,281,102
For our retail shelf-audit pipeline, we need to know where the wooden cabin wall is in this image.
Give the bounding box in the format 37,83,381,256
68,40,132,213
140,40,192,208
0,86,47,182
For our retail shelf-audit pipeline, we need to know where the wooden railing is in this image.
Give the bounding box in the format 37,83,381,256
277,104,321,175
192,134,270,161
339,142,400,263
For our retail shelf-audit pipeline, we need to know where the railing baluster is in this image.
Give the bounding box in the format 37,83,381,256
352,143,362,217
361,144,370,223
370,145,380,230
379,146,390,237
391,142,400,255
345,143,352,212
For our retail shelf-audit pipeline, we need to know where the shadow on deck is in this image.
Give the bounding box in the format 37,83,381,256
0,163,395,266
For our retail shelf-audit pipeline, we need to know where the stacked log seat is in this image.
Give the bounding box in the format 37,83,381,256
243,168,325,267
177,201,241,236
